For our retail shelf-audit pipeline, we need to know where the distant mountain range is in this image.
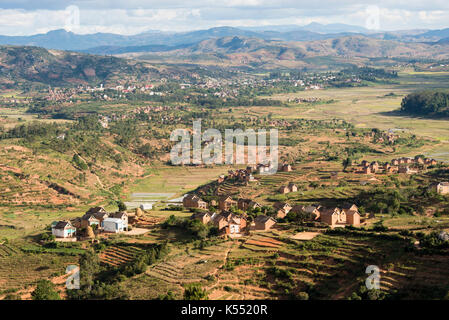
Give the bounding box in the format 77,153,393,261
3,22,449,88
1,23,448,54
123,35,449,70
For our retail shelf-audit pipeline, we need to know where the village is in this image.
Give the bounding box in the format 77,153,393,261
50,156,449,242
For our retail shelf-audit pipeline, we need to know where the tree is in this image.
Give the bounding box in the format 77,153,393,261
184,284,208,300
117,200,127,212
32,280,61,300
342,157,352,172
72,153,88,170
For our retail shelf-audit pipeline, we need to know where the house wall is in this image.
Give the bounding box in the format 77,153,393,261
201,215,211,224
347,213,360,227
52,227,75,238
103,221,125,233
229,224,240,234
255,220,276,231
437,185,449,195
276,210,287,219
321,214,337,226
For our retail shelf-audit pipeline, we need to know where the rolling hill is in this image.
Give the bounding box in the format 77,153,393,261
0,45,160,87
120,35,449,70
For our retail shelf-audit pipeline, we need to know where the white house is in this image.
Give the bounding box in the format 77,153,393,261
111,212,129,230
102,218,126,233
52,221,76,238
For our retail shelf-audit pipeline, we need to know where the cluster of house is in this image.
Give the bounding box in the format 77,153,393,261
185,194,277,234
292,204,361,227
185,189,362,233
287,97,322,104
219,169,256,184
191,210,276,235
364,130,398,144
358,156,438,175
183,194,262,213
51,207,130,239
278,182,298,194
216,162,292,185
270,202,361,227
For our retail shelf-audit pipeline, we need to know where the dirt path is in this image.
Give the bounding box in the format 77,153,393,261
205,241,238,295
74,151,105,189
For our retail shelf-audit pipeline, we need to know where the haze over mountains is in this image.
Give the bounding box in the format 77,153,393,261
1,23,449,54
2,22,449,88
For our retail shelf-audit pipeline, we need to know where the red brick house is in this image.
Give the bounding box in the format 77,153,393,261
218,196,237,211
183,194,208,210
254,215,277,231
273,202,292,219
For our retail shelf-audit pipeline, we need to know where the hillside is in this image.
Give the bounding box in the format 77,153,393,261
0,46,159,88
123,35,449,69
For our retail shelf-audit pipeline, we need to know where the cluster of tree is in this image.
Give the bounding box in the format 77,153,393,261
417,232,449,251
349,283,389,300
183,283,209,300
357,188,413,215
400,90,449,117
162,215,218,239
340,67,398,81
0,121,64,141
31,280,61,300
68,243,168,300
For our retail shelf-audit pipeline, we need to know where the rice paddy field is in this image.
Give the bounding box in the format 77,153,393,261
1,70,449,300
262,71,449,161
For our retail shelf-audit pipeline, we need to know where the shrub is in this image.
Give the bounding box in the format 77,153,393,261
32,280,60,300
184,284,208,300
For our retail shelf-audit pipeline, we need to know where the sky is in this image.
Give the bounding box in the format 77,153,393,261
0,0,448,35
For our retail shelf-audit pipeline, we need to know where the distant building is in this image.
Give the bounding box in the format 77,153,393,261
80,214,100,229
278,186,290,194
183,194,208,210
212,212,247,234
288,183,298,192
434,182,449,195
281,163,292,172
140,203,153,210
320,207,344,226
111,212,129,230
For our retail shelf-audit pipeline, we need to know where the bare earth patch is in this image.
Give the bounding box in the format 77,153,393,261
290,232,321,240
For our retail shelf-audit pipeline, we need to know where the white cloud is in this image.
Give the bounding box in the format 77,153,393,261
0,2,449,35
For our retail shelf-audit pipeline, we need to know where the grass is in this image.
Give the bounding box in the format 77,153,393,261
263,72,449,161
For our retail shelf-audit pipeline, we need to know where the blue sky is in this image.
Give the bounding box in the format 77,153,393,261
0,0,448,35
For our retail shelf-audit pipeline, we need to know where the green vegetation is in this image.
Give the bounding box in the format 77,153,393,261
401,90,449,117
31,280,60,300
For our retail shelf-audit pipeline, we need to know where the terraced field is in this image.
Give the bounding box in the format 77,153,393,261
0,245,78,292
99,245,145,267
0,243,20,257
145,241,232,285
202,231,449,300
